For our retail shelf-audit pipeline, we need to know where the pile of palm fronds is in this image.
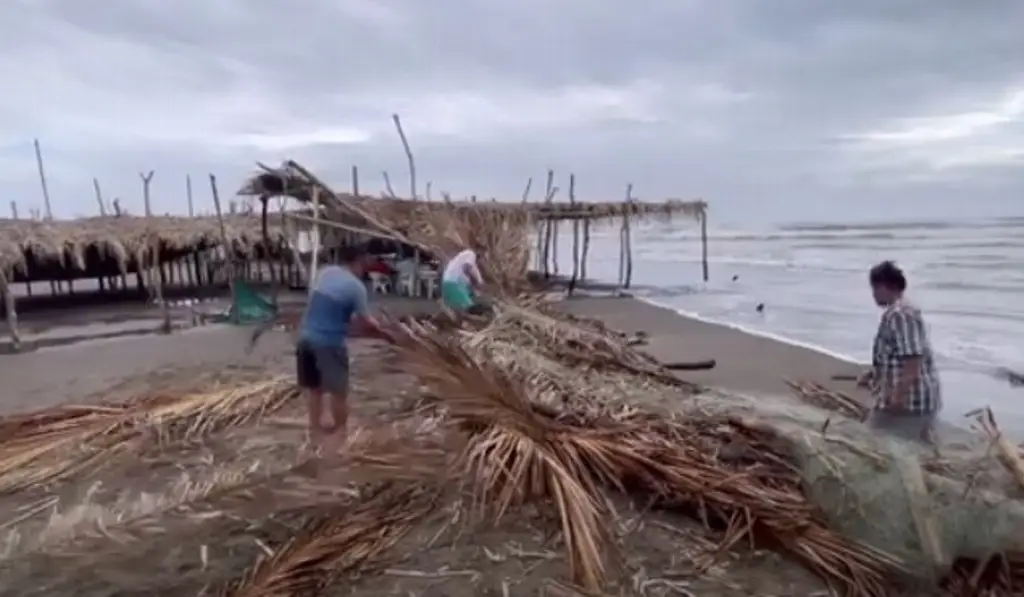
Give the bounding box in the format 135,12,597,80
1,418,449,597
0,377,298,494
389,315,902,596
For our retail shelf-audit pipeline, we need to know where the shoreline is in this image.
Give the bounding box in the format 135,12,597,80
558,295,867,400
635,295,867,367
558,294,986,440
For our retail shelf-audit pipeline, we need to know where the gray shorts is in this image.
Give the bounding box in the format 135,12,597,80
867,409,938,443
295,340,350,395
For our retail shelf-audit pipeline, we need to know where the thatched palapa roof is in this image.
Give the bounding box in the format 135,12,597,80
0,214,285,279
237,161,707,224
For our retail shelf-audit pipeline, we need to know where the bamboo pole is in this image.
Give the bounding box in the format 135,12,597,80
92,179,107,216
209,174,238,323
699,205,709,282
568,174,580,295
140,170,171,333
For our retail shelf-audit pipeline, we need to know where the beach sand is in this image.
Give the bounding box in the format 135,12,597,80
559,294,868,400
0,294,836,597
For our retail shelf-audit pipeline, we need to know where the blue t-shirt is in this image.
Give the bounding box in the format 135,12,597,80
299,266,370,347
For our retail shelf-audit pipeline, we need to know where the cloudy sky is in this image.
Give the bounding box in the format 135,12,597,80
1,0,1021,223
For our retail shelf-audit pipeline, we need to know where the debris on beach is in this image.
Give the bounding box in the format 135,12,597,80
1,163,1023,597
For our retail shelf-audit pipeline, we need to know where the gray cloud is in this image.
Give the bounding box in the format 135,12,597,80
1,0,1020,223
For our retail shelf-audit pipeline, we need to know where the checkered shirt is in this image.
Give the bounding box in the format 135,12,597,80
870,300,942,414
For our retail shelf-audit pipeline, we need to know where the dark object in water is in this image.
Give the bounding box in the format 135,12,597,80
663,359,716,371
732,275,739,281
996,367,1024,387
755,303,765,313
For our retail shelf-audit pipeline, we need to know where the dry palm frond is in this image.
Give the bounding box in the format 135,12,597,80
2,422,448,597
222,482,440,597
391,316,616,592
0,214,281,278
786,379,869,421
0,378,298,494
388,316,905,596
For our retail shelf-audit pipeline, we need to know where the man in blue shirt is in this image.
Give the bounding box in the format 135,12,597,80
297,244,389,451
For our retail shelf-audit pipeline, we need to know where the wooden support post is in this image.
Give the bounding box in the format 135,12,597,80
186,174,195,217
308,187,321,293
392,113,417,200
351,165,360,195
0,273,21,351
9,201,18,220
33,139,53,221
93,178,107,216
539,170,556,277
619,184,634,289
140,170,171,333
209,174,237,323
581,214,591,281
699,205,709,282
568,174,580,296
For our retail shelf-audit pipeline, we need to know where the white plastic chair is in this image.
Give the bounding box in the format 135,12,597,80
368,272,392,294
418,270,440,299
396,273,416,296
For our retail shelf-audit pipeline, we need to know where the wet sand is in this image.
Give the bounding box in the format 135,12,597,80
559,295,868,399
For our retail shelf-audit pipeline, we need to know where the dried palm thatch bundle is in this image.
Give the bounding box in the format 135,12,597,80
0,377,298,494
387,316,904,596
1,419,449,597
477,301,699,391
0,214,281,278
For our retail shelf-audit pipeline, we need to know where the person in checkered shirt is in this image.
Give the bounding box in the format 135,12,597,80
856,261,942,443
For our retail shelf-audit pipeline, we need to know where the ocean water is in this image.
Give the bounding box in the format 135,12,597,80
566,214,1024,432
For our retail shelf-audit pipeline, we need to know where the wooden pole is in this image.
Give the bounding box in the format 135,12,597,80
9,201,18,220
308,187,321,294
382,171,397,198
623,184,634,289
186,174,195,217
351,165,360,196
539,170,556,277
33,139,53,221
568,174,580,295
520,177,533,204
140,170,171,333
209,174,237,323
93,178,107,216
0,273,21,351
392,113,417,200
700,205,709,282
581,215,591,281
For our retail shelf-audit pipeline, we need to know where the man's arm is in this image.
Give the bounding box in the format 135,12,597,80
887,311,925,404
351,283,393,342
463,253,484,288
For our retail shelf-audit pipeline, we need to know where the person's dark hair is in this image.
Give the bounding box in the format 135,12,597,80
869,260,907,292
336,243,367,264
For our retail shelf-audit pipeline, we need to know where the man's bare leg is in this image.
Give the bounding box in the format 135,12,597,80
322,392,349,453
305,388,327,450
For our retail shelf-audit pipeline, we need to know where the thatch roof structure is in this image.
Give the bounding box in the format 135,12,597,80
237,161,707,223
237,161,707,294
0,214,285,281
